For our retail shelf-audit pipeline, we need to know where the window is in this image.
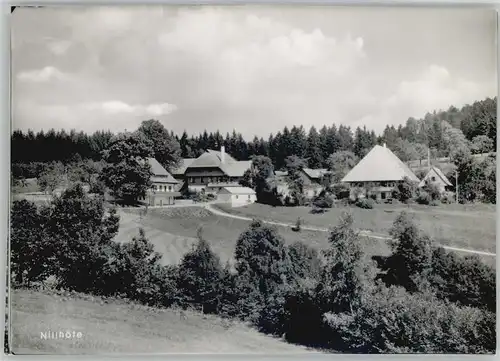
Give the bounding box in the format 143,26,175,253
168,186,172,191
431,176,436,182
236,195,239,199
248,195,251,200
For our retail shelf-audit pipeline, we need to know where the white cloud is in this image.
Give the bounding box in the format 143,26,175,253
46,39,72,55
11,7,496,137
14,100,178,133
17,66,69,83
84,101,178,116
355,64,496,133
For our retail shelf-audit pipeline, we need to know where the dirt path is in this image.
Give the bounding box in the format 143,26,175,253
205,204,496,258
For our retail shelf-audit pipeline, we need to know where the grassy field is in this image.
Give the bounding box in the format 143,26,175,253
115,207,392,266
214,203,496,254
10,289,314,355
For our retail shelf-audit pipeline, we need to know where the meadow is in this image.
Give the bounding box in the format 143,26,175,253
10,289,314,354
214,203,496,254
115,207,393,267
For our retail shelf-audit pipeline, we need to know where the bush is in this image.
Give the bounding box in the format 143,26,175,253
331,183,350,200
10,200,50,287
355,198,373,209
98,230,177,307
176,230,223,314
324,284,496,353
416,190,431,205
311,207,327,214
393,177,417,203
312,194,334,209
441,191,455,204
381,212,433,293
292,217,302,232
233,219,295,321
287,242,322,281
430,247,495,313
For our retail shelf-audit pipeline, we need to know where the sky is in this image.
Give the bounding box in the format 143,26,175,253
11,6,497,139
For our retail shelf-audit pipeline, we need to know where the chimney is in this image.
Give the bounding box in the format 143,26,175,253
221,145,225,163
427,148,431,171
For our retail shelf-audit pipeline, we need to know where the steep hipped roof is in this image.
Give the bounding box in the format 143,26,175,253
302,168,329,180
341,145,419,183
147,158,178,184
185,149,251,177
170,158,196,175
221,160,252,177
221,186,256,195
418,166,453,187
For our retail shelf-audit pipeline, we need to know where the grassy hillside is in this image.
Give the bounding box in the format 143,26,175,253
10,289,315,355
213,203,496,254
114,207,392,266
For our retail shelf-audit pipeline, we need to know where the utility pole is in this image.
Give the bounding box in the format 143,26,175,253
455,169,459,203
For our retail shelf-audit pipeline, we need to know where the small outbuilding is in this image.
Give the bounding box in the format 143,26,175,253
418,166,453,194
217,186,256,207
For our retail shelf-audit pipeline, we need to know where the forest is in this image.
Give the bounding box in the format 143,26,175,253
11,97,496,171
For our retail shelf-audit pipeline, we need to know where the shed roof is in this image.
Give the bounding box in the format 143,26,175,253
341,145,419,183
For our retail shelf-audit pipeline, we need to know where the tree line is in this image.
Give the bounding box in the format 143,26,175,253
11,184,496,353
12,97,496,172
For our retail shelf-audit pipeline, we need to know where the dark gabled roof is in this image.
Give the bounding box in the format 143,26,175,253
170,158,196,175
185,149,251,177
147,158,178,184
302,168,329,179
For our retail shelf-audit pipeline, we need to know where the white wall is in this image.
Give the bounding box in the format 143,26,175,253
230,193,256,206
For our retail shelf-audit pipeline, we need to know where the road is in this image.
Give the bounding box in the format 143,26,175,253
204,204,496,258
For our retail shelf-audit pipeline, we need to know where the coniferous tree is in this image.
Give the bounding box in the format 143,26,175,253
306,126,323,169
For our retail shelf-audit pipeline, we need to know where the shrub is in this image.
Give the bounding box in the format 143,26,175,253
310,207,326,214
292,217,302,232
381,212,433,292
316,213,375,314
430,247,495,313
324,284,496,353
355,198,373,209
233,219,294,321
176,229,223,314
430,200,440,206
312,194,334,209
394,177,417,203
287,241,322,281
42,184,120,292
416,190,431,205
441,191,455,204
423,182,441,201
10,200,50,287
331,183,350,200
